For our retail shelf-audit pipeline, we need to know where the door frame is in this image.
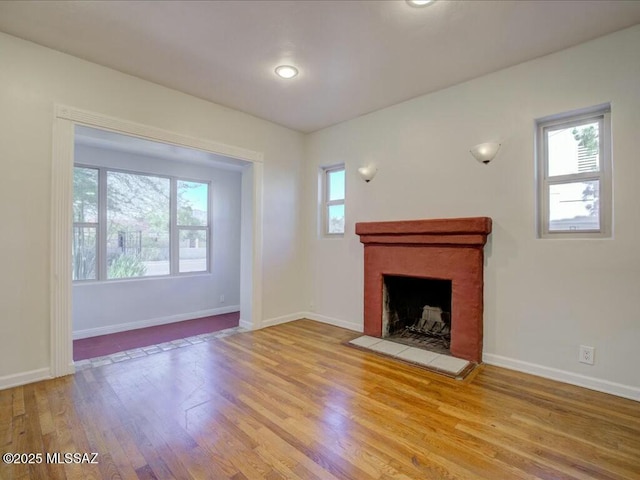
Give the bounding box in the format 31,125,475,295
51,105,264,377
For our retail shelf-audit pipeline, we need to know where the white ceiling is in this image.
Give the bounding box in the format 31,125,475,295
1,0,639,133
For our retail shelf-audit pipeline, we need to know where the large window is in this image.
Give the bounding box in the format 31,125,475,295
73,166,210,281
537,106,611,238
107,171,170,278
323,165,345,235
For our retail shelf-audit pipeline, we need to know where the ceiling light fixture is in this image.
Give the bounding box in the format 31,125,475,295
275,65,299,79
406,0,436,7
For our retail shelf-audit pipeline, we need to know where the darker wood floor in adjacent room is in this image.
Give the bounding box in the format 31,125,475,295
73,311,240,361
2,320,639,480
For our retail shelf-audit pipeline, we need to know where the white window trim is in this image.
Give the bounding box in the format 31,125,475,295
536,105,612,239
323,164,345,236
73,164,212,282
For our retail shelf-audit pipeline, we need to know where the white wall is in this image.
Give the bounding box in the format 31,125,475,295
0,32,305,383
72,144,242,337
305,25,640,397
2,25,639,399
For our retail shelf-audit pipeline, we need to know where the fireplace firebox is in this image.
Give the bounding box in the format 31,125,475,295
356,217,492,363
383,275,452,355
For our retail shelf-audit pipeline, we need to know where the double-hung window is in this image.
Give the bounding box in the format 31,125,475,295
177,180,209,273
72,167,99,280
323,165,345,235
73,166,210,281
537,105,611,238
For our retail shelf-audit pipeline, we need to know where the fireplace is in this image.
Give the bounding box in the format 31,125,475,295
356,217,492,363
383,275,452,355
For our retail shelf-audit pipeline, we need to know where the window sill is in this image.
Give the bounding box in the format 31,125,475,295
73,271,212,285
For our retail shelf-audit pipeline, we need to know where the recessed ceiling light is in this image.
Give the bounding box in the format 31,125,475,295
275,65,299,79
406,0,435,6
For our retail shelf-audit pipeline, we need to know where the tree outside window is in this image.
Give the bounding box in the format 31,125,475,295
72,167,211,280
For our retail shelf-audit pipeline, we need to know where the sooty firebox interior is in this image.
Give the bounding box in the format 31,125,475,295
382,275,452,356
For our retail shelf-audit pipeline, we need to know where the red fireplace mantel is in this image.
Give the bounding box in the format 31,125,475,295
356,217,492,363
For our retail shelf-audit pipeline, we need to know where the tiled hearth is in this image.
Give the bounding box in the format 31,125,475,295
356,217,492,364
349,335,471,378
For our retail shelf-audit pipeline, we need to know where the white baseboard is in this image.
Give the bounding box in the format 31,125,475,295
252,312,363,332
239,318,254,330
260,311,363,332
0,368,52,391
73,306,240,339
483,353,640,402
262,312,308,328
301,312,363,333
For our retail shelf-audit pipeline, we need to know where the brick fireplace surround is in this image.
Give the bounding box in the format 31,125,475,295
355,217,492,363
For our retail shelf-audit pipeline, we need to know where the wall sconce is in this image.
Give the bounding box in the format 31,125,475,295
406,0,436,6
470,142,501,164
357,165,377,183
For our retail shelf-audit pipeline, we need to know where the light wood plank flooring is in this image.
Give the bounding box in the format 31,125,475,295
1,320,639,479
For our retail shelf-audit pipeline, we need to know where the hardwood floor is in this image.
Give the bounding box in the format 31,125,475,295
1,320,639,480
73,312,240,361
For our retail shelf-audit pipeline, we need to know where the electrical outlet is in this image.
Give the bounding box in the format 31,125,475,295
220,294,225,304
579,345,595,365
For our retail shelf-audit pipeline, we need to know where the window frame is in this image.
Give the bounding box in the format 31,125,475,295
175,178,212,274
105,168,172,280
536,106,612,239
72,166,100,281
73,164,212,282
323,165,346,236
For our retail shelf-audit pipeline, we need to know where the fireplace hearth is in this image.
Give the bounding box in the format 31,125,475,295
356,217,492,363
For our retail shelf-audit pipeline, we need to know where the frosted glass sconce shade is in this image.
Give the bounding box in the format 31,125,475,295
357,165,377,182
406,0,436,6
470,142,501,164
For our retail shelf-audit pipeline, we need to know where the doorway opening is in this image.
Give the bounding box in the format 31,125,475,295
51,106,264,377
71,125,251,363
